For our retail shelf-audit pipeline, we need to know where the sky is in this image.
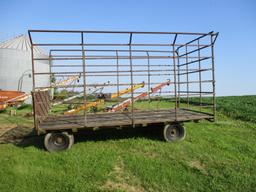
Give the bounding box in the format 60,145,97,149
0,0,255,96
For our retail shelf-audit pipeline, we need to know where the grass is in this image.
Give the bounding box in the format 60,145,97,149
0,96,256,192
0,104,33,127
216,95,256,123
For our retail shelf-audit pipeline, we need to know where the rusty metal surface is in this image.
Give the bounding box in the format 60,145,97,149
28,30,218,133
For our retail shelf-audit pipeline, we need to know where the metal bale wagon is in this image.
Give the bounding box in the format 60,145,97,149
28,30,218,152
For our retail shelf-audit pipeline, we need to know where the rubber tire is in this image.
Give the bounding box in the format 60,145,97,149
44,132,74,152
163,123,186,142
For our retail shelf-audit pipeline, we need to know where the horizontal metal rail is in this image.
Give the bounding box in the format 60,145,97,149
178,91,213,94
50,64,175,67
35,68,205,75
50,49,175,53
175,31,214,51
34,56,211,60
28,29,216,35
44,73,174,77
178,68,212,76
178,44,211,57
178,80,213,84
178,57,211,67
34,43,212,47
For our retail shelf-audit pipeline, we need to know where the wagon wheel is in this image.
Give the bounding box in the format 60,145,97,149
163,123,186,142
44,132,74,152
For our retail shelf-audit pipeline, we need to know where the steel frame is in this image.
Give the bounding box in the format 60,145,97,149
28,30,218,133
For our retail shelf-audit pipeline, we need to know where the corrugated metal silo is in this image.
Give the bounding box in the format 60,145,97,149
0,35,50,103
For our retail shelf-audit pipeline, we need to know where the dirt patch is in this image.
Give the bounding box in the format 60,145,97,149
0,125,34,144
102,157,146,192
188,160,208,175
103,180,145,192
132,149,159,159
0,124,17,137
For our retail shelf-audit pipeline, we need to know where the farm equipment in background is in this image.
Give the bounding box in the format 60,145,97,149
53,81,110,107
40,74,81,92
110,82,145,99
64,99,105,115
109,80,171,112
0,75,81,111
50,75,81,89
0,90,30,110
65,82,145,115
64,80,170,114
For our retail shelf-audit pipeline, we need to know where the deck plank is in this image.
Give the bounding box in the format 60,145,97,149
39,109,213,131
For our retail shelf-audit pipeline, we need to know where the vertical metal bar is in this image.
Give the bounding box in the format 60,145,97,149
30,41,38,134
129,33,134,126
146,51,151,110
210,35,216,120
176,50,180,108
173,34,178,45
185,45,189,108
116,50,120,97
31,44,35,90
81,32,87,126
198,39,202,111
172,45,178,121
49,51,52,83
49,51,53,100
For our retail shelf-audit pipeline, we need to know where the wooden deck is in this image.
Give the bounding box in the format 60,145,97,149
38,109,213,131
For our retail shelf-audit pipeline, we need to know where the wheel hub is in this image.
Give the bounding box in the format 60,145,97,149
170,129,177,136
56,136,64,144
52,134,66,146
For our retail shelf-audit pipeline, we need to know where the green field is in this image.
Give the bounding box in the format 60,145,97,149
0,96,255,192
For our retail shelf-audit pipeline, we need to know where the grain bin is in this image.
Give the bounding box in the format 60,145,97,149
0,35,50,103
